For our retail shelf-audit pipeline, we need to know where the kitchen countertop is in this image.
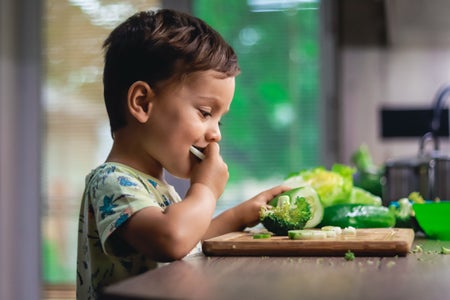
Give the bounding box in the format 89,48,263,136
101,236,450,300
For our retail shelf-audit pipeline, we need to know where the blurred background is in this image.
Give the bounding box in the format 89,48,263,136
1,0,450,299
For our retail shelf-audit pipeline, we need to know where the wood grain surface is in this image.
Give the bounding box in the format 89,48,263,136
202,228,415,256
102,238,450,300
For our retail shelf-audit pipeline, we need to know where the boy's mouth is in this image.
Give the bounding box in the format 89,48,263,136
189,145,205,160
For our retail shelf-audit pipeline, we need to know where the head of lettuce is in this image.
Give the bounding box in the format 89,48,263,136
283,164,381,208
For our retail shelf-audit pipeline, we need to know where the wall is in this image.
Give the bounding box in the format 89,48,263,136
0,0,42,299
337,0,450,166
340,47,450,165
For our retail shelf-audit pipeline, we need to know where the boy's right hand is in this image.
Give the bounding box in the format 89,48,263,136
190,142,229,200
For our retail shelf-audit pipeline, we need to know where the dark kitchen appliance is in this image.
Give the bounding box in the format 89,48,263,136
383,85,450,204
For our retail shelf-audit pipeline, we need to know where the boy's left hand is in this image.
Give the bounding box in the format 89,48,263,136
204,185,291,239
235,185,291,229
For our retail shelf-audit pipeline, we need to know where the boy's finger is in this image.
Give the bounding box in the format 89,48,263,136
204,142,220,156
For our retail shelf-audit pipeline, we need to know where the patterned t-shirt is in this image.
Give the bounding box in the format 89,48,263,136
76,162,183,299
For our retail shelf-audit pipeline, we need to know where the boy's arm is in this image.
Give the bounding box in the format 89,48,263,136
118,143,228,262
202,185,290,240
117,182,217,262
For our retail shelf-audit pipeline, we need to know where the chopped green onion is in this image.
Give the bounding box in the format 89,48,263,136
252,233,272,239
288,230,326,240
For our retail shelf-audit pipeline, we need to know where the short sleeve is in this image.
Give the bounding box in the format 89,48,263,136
88,167,161,256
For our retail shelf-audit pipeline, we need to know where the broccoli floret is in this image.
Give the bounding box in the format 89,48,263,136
395,198,412,218
260,186,322,236
260,195,311,236
389,193,423,231
344,250,355,261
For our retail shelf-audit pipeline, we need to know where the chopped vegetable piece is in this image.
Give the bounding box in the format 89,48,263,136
344,250,355,261
412,245,423,253
252,233,272,239
321,226,342,235
386,261,396,268
288,230,327,240
343,226,356,236
441,246,450,255
321,226,336,231
323,230,337,238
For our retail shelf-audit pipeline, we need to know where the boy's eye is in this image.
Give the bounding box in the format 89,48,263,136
200,110,212,118
199,108,222,126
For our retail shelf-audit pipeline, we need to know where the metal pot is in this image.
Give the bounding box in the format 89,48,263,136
383,156,432,205
382,133,450,205
383,86,450,204
432,155,450,200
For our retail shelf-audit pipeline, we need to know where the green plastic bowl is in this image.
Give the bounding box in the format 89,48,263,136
413,201,450,240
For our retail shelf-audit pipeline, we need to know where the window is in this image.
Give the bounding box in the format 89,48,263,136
42,0,319,285
194,0,320,212
42,0,162,284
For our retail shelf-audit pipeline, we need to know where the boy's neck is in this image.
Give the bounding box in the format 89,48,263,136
106,132,164,181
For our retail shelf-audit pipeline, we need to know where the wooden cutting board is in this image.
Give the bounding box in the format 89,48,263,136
202,228,415,257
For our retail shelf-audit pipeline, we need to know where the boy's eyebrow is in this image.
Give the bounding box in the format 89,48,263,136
196,94,223,104
197,95,230,113
198,95,220,102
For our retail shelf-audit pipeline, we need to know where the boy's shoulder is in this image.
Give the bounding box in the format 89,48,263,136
86,162,130,182
88,162,150,177
86,162,141,188
85,162,165,190
83,162,181,210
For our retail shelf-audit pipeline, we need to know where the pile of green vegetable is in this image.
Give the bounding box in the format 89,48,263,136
259,162,397,235
259,142,429,235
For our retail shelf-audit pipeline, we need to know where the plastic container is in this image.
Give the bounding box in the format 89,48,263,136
413,201,450,240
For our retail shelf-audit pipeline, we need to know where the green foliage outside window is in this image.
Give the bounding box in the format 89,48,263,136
41,0,321,285
194,0,320,182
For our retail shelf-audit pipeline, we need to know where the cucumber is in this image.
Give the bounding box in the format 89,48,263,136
318,203,395,228
252,233,272,239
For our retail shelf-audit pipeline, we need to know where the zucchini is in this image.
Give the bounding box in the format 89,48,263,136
252,233,272,239
318,203,395,228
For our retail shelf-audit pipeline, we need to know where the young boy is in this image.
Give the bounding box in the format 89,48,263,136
76,9,288,299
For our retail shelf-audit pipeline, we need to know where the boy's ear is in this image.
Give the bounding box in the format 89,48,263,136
127,81,155,123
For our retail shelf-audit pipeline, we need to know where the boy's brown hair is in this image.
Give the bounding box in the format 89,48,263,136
102,9,240,133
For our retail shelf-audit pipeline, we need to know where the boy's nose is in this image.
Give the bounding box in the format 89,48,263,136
206,124,221,142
